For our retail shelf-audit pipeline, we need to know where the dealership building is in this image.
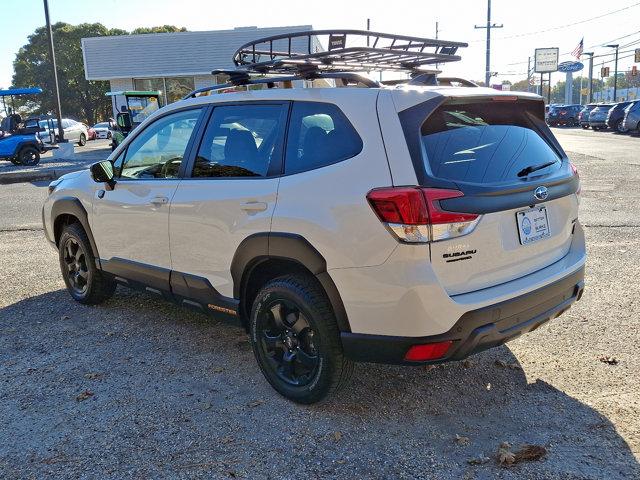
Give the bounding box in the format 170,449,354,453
81,25,318,105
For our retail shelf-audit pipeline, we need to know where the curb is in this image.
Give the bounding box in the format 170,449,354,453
0,166,85,185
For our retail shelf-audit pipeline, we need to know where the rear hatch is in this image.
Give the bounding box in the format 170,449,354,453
590,105,613,122
397,94,579,295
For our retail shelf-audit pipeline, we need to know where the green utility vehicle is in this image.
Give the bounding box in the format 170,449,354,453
106,90,161,150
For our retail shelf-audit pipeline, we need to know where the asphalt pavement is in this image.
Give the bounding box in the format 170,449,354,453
0,127,638,479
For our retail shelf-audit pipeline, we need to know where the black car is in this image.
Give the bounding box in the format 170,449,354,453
547,104,582,127
606,101,636,133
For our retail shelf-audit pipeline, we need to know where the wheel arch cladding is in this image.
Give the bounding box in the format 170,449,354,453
231,232,351,332
51,197,100,265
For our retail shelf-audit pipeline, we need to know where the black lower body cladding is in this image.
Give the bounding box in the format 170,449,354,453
341,266,585,365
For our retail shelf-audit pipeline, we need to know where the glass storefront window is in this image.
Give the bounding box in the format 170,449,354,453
133,78,165,104
133,77,195,106
165,77,195,104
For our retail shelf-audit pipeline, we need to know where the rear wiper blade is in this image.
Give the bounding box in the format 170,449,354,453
517,161,557,177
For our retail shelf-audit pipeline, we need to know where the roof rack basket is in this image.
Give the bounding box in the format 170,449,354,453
183,30,469,98
233,29,467,75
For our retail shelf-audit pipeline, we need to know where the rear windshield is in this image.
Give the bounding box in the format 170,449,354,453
420,101,561,184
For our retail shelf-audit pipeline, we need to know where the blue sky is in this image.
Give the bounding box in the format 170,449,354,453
2,0,640,89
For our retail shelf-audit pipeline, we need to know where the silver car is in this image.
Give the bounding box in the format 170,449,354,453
92,121,113,139
38,118,89,146
622,101,640,133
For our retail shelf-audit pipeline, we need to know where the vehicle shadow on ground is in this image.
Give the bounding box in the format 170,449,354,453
1,289,637,479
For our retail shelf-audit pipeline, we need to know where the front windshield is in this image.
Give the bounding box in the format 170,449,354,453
39,119,58,128
126,96,160,124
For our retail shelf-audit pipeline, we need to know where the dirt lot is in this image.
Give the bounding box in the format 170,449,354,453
0,128,638,479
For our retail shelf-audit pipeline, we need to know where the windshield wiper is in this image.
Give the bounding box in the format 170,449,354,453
517,161,557,177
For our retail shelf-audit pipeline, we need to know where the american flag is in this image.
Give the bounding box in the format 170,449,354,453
571,38,584,59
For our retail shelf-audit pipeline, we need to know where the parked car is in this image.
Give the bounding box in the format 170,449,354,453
92,121,113,139
42,31,585,404
605,101,635,133
588,104,614,130
547,104,582,127
622,101,640,133
84,123,97,141
578,104,597,129
38,118,89,146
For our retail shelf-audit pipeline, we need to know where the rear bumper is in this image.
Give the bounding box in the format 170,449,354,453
341,266,584,365
589,120,607,127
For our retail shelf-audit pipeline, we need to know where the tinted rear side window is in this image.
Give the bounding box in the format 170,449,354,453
421,101,561,184
285,102,362,175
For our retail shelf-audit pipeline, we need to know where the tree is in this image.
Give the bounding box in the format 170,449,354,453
11,23,186,124
510,78,531,92
131,25,187,35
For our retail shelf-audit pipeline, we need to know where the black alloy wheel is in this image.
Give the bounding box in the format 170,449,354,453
62,236,90,296
58,223,116,304
18,145,40,166
249,275,353,404
257,298,320,387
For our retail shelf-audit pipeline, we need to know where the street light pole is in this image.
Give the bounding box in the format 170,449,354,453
583,52,594,103
606,44,619,101
43,0,64,142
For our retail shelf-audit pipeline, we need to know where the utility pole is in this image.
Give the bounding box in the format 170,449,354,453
606,44,619,101
475,0,503,86
43,0,64,142
527,57,531,92
583,52,594,103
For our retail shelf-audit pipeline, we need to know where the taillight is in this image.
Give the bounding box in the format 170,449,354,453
367,187,481,243
570,162,581,198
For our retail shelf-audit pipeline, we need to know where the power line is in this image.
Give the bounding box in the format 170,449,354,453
594,30,640,48
469,1,640,42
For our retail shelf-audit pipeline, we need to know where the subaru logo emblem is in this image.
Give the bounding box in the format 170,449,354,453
534,186,548,201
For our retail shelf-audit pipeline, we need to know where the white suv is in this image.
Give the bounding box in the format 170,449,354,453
43,76,585,403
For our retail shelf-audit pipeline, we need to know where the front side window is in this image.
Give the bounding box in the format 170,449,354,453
192,104,287,178
420,101,561,184
285,102,362,175
115,108,201,180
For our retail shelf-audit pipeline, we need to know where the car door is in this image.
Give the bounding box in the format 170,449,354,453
169,102,288,299
91,107,204,290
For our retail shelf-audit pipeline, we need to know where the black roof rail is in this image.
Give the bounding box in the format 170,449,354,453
233,29,467,74
183,71,380,99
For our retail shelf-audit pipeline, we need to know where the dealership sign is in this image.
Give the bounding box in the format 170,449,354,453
558,61,584,73
534,48,559,73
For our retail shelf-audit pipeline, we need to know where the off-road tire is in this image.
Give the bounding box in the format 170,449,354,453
17,145,40,166
249,274,354,404
58,223,116,305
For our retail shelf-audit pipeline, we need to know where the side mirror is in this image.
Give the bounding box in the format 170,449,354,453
90,160,115,185
116,112,132,132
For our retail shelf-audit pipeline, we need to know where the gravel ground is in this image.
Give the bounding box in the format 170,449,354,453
0,129,638,479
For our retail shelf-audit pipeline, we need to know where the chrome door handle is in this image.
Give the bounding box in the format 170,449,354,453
149,196,169,206
241,201,268,212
